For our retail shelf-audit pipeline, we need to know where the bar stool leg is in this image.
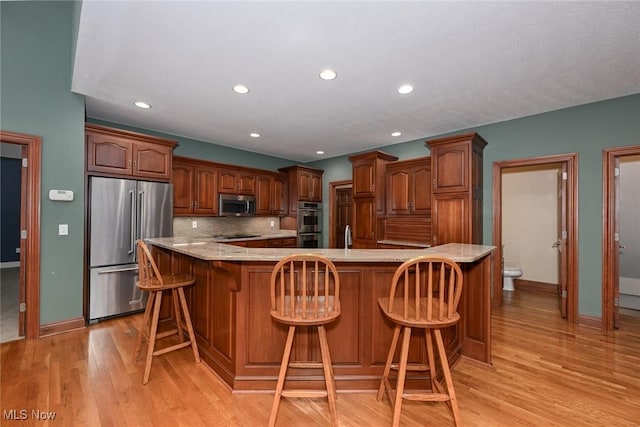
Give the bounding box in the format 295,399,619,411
177,287,200,362
318,325,338,427
143,290,163,385
377,324,401,401
134,289,155,363
172,288,184,343
392,326,412,427
434,329,461,426
269,325,296,427
425,329,438,392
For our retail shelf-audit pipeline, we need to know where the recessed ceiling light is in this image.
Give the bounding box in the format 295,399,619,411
316,150,325,155
134,101,151,109
233,85,249,94
391,131,402,137
397,84,414,94
250,133,260,138
319,69,337,80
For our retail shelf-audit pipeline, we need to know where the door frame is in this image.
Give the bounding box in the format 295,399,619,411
602,145,640,331
0,130,41,339
492,153,578,323
328,180,352,248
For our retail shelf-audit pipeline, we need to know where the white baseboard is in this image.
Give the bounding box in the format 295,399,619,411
620,276,640,296
0,261,20,269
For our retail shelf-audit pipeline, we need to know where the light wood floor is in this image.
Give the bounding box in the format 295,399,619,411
2,289,640,426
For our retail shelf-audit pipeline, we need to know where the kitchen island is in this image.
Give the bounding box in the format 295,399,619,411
147,237,495,391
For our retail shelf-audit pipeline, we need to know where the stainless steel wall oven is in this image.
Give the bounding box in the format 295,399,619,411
297,201,322,248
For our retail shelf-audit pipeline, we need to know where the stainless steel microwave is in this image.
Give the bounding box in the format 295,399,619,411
219,194,256,216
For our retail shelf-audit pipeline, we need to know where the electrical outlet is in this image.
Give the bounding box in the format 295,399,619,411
192,220,198,228
15,247,21,254
270,220,275,227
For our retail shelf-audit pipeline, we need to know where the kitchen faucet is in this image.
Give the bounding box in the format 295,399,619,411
344,224,352,249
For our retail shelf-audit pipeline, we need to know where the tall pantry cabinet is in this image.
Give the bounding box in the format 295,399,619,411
426,132,487,246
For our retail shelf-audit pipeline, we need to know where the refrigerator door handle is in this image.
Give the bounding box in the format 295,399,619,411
138,190,145,240
97,266,139,274
129,190,136,254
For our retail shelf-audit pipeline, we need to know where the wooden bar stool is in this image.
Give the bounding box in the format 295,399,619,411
268,254,341,427
133,240,200,384
377,256,464,427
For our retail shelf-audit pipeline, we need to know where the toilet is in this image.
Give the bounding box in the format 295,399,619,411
503,267,523,291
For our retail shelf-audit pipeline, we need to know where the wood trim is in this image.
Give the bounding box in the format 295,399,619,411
602,144,640,331
492,153,579,324
514,278,558,294
577,315,602,330
0,130,41,339
39,317,86,338
328,180,352,248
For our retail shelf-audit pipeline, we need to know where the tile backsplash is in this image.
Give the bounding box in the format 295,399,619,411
173,216,282,237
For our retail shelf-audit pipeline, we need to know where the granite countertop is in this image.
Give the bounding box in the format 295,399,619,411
377,239,431,248
204,230,297,242
147,236,495,263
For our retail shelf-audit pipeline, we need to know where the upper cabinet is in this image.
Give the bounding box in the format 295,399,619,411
278,165,324,213
218,168,256,195
386,157,431,216
173,157,218,216
256,173,288,216
86,124,176,181
426,132,487,246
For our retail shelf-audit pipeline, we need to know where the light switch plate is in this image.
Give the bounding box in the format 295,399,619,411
58,224,68,236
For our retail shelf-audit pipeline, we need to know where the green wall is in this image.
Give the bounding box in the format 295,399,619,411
311,94,640,317
1,1,86,324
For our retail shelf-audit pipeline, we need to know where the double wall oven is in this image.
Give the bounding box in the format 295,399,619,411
297,201,322,248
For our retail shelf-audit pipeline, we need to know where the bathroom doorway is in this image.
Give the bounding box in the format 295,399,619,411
602,145,640,330
493,153,578,324
0,130,42,340
328,180,352,248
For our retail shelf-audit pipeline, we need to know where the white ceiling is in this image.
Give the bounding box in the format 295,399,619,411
72,1,640,162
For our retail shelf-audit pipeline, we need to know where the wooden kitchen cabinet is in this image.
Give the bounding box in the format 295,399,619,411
386,157,431,216
427,132,486,246
349,151,398,248
278,165,324,213
86,124,176,181
218,168,256,195
172,157,218,216
256,173,288,216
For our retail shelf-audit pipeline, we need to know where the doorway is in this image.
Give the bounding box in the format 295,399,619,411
0,130,42,339
602,145,640,330
493,153,578,324
328,180,352,249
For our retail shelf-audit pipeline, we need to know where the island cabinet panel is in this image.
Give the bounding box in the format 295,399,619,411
191,259,213,347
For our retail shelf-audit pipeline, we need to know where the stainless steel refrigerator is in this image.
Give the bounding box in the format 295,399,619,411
88,176,173,321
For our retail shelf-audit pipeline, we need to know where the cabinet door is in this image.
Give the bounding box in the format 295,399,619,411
133,141,172,180
87,133,133,175
172,163,194,215
237,172,256,195
431,142,469,193
431,193,469,246
353,197,376,247
387,168,411,215
194,168,218,214
255,175,273,215
218,169,238,193
411,164,432,215
309,173,322,201
353,161,375,196
272,175,288,215
298,171,311,200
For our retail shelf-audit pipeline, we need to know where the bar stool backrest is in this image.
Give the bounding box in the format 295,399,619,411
137,240,163,290
386,256,463,324
270,254,341,323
